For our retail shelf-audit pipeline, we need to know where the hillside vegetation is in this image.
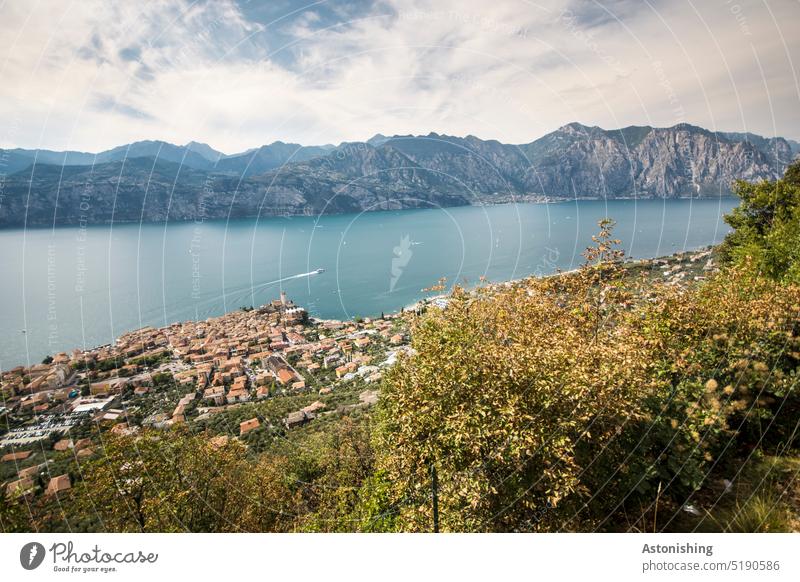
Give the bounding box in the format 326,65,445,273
3,162,799,532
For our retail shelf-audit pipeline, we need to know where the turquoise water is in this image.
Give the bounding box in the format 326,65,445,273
0,198,737,368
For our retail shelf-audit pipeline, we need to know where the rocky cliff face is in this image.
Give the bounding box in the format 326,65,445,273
513,123,793,198
1,123,795,226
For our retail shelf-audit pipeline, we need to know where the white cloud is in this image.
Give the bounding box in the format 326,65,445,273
0,0,797,153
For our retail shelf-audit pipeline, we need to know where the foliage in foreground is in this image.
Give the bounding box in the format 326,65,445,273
374,234,800,531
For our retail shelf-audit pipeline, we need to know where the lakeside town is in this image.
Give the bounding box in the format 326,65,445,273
0,248,718,503
1,290,413,501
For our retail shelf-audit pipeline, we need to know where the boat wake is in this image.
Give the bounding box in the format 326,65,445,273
255,268,324,289
142,269,327,322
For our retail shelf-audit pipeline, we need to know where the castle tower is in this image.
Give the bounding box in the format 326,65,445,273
280,291,287,307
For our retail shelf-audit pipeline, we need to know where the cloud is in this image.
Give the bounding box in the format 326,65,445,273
118,46,142,62
560,0,655,29
91,94,156,121
0,0,797,153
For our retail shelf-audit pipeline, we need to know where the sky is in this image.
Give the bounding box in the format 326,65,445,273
0,0,798,154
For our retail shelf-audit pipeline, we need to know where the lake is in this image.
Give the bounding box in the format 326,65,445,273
0,197,737,368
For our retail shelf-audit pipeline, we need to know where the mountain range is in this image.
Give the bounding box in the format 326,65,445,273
1,122,798,227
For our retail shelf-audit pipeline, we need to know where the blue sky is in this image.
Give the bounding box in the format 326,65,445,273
0,0,798,153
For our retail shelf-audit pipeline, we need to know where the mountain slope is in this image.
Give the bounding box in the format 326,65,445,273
515,122,793,198
0,140,331,176
212,142,332,176
1,123,796,226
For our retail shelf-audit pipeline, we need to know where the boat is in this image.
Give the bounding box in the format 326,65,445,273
312,268,326,274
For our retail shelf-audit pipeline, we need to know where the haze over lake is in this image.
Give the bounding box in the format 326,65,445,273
0,197,737,368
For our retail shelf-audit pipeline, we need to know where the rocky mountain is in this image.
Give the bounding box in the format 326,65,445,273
515,123,794,198
211,142,334,176
184,141,225,162
1,123,796,227
1,147,97,174
0,139,331,176
719,131,800,159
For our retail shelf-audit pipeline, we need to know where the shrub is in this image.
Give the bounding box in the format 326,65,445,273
74,429,299,532
375,221,800,532
375,225,655,531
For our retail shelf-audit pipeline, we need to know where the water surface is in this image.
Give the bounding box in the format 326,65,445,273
0,198,737,368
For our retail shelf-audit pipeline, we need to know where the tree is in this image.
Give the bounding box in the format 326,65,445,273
0,490,28,532
720,160,800,282
291,417,379,532
76,429,299,532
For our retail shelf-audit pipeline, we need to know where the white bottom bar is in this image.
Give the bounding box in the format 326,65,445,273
1,533,797,581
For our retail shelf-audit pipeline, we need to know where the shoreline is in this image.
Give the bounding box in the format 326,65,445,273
1,244,719,370
0,194,737,231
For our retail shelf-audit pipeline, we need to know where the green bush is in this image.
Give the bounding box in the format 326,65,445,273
720,160,800,283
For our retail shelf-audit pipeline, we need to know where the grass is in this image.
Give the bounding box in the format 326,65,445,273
682,456,800,533
719,491,794,532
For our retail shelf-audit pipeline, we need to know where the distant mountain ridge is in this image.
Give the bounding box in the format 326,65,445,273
0,139,331,176
1,123,797,226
